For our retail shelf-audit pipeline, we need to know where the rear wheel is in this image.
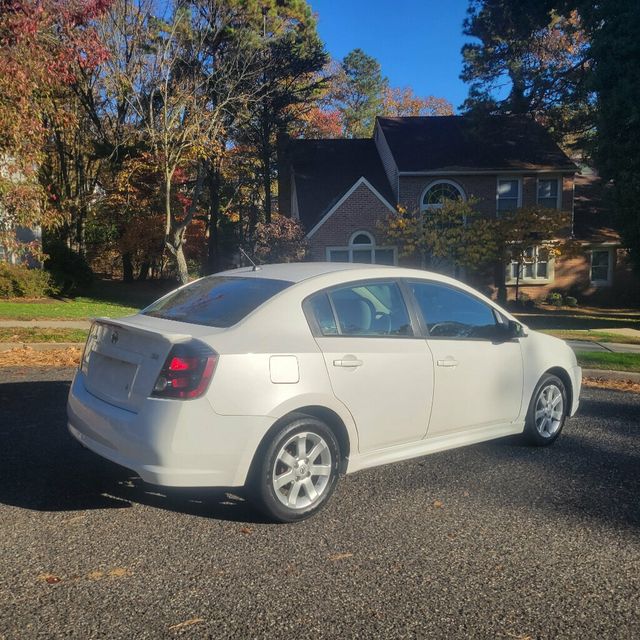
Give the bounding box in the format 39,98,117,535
249,416,341,522
524,373,567,446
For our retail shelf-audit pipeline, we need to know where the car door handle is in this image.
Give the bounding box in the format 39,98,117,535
437,358,459,367
333,357,363,368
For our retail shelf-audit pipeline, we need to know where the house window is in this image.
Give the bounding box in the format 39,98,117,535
507,246,553,283
327,231,397,265
420,180,465,211
590,249,612,285
497,178,521,213
537,178,560,209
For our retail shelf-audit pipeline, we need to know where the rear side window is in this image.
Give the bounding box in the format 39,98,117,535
408,281,499,339
305,282,412,337
143,276,292,327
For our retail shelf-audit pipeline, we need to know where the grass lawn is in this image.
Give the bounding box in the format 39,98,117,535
0,328,88,343
0,279,172,320
540,329,640,345
575,351,640,373
0,297,140,320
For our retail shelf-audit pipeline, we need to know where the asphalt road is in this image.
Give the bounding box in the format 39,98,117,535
0,368,638,639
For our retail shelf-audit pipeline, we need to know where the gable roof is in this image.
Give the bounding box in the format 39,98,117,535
286,139,395,232
377,115,577,173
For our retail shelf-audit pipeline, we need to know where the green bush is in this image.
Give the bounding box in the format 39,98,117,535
0,263,56,298
44,242,94,294
546,292,563,307
564,296,578,308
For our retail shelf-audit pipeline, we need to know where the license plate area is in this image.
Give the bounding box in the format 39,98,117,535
86,352,139,405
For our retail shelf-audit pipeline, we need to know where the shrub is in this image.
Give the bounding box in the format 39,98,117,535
0,263,56,298
565,296,578,308
44,242,94,295
546,292,563,307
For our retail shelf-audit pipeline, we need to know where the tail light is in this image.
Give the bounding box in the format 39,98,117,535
151,341,218,400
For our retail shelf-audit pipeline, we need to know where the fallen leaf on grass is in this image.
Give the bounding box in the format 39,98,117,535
583,377,640,394
168,618,205,631
0,347,81,368
328,552,353,561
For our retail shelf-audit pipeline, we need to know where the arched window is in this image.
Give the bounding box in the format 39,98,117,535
327,231,396,265
420,180,466,211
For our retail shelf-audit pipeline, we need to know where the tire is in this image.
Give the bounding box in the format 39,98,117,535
249,415,341,523
523,373,568,446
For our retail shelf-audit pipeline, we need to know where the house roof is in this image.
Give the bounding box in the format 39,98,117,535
287,139,395,231
377,115,577,173
572,166,620,244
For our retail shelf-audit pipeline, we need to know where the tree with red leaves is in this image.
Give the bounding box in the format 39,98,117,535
0,0,110,261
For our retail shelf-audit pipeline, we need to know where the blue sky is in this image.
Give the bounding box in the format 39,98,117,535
309,0,474,112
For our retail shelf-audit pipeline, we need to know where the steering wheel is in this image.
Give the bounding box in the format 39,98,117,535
428,321,470,337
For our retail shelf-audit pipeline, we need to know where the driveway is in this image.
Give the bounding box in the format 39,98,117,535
0,369,638,639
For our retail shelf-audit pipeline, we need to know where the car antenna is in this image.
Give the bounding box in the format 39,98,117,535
239,247,261,271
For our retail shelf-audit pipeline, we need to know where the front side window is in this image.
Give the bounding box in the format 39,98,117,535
327,231,396,265
143,276,292,327
305,282,412,337
421,181,465,211
590,249,611,284
537,178,560,209
497,178,520,213
408,281,500,340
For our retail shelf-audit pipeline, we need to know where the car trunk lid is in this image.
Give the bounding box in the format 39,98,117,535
81,317,204,412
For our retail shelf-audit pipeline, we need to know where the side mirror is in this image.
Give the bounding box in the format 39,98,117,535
507,320,527,339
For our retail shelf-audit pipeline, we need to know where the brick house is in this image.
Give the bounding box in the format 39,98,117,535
278,115,638,304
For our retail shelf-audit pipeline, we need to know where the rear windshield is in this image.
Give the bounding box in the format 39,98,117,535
142,276,293,327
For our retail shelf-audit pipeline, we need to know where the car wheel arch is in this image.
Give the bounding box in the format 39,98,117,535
249,407,352,483
543,366,573,412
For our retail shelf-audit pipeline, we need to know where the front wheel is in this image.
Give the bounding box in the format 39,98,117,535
524,373,568,446
249,416,341,523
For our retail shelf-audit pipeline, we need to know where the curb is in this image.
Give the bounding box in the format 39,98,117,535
582,368,640,383
0,342,84,352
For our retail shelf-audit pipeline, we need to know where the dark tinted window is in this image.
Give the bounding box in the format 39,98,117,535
143,276,292,327
409,281,498,339
304,293,338,335
327,282,412,337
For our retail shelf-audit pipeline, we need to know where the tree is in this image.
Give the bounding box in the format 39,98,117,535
253,214,307,263
383,198,500,275
461,1,592,142
0,0,109,261
495,205,577,301
383,87,454,117
117,0,266,284
235,4,327,224
333,49,387,138
587,0,640,271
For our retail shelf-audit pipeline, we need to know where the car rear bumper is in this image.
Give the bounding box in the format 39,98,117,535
67,371,272,487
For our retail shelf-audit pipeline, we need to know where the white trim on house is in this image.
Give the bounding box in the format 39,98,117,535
398,169,576,176
291,173,300,221
325,230,398,265
496,176,523,214
536,175,561,209
505,247,555,286
306,176,397,239
373,122,400,201
419,179,467,211
589,246,614,287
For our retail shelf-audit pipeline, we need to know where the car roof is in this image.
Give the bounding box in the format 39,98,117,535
217,262,441,284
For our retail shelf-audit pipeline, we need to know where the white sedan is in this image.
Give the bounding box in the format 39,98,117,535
67,263,581,522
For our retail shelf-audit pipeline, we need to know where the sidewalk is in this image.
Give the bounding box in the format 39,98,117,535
0,319,91,329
